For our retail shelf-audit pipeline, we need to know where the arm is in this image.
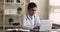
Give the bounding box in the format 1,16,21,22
22,15,32,30
33,26,40,29
22,15,28,29
33,15,41,30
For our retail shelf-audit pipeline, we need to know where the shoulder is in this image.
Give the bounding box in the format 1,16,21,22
22,14,27,18
23,14,26,17
34,14,40,19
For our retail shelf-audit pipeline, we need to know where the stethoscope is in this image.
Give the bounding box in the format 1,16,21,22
26,14,36,26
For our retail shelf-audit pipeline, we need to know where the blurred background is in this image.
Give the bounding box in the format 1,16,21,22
0,0,60,32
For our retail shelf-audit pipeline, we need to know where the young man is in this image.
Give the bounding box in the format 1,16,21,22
22,2,41,30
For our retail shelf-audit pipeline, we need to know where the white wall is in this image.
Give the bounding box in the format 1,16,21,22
30,0,49,19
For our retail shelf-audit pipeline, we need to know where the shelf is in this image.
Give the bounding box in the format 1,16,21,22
0,25,21,27
0,2,3,5
0,0,28,30
5,2,21,5
0,2,3,3
5,25,19,27
0,14,22,16
0,2,28,5
0,14,2,15
5,2,27,5
0,25,21,28
5,14,22,16
0,25,3,27
0,2,22,5
5,25,21,28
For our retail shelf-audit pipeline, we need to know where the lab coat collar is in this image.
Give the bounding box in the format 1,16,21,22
27,13,35,20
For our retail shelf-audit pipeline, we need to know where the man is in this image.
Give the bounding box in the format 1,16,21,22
22,2,41,30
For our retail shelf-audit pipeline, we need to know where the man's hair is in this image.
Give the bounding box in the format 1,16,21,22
28,2,37,10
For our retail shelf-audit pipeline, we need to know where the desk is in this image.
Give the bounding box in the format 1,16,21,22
6,29,30,32
6,29,59,32
6,29,40,32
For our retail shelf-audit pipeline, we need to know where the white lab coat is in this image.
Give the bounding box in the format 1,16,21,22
22,14,41,29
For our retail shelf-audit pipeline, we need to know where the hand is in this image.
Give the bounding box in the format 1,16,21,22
33,26,40,29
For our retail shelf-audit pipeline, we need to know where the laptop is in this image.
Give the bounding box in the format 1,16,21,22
39,20,53,31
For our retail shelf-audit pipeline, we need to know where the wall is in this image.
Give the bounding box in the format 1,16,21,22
0,0,49,25
30,0,49,19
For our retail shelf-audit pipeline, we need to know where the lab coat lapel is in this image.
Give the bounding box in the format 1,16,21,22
27,14,34,28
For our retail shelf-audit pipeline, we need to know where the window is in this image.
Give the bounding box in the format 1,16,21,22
54,9,60,24
50,0,60,6
49,0,60,24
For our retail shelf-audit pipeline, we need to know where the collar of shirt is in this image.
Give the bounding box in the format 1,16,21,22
27,13,35,20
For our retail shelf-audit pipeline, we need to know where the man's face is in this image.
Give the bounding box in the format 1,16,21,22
28,7,37,16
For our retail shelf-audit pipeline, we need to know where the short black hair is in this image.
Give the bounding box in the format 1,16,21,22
28,2,37,10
